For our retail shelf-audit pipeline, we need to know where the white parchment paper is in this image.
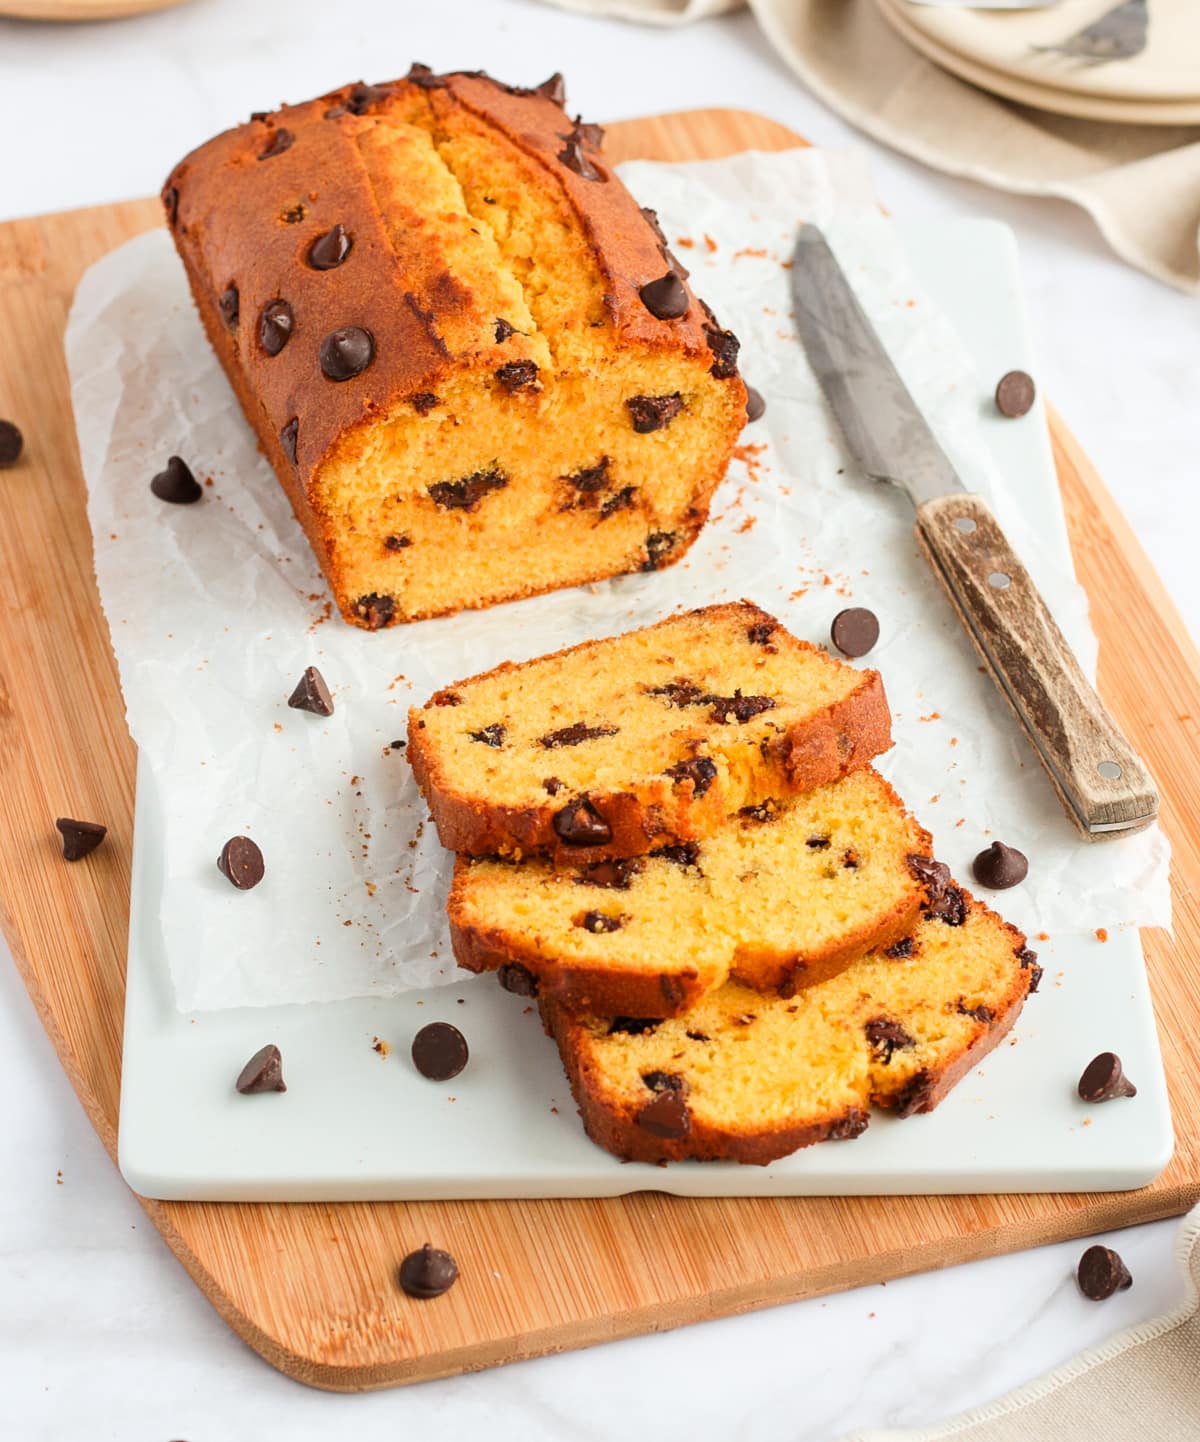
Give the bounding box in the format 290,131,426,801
66,148,1170,1012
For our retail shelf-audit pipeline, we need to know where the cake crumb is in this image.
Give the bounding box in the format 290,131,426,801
372,1036,390,1057
273,722,282,733
704,234,718,253
1095,927,1109,943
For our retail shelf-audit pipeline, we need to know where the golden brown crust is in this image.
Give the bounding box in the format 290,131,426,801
163,69,743,627
407,601,893,863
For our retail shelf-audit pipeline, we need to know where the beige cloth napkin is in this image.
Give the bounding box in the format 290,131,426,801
545,0,1200,293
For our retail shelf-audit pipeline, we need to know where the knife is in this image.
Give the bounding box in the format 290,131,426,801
790,224,1157,839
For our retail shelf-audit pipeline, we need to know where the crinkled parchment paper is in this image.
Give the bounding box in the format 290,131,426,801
65,147,1170,1011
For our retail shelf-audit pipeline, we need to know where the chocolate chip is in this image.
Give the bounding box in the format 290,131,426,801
686,1029,710,1043
1076,1244,1132,1301
908,854,951,892
703,322,740,379
626,394,683,434
250,110,270,122
432,690,463,707
398,1244,458,1299
1018,947,1043,992
347,81,394,114
745,386,766,423
163,186,179,225
642,531,678,571
651,843,701,871
320,326,374,381
563,458,610,493
55,817,106,861
608,1017,660,1036
995,370,1036,419
708,691,775,725
747,619,775,645
535,72,566,106
660,975,687,1009
1078,1052,1138,1103
642,1070,686,1094
281,202,306,224
0,420,23,467
553,798,611,847
235,1043,286,1093
406,62,448,90
956,999,994,1024
307,223,352,270
578,858,643,889
218,835,264,890
806,835,831,850
894,1070,936,1118
411,392,439,414
639,272,689,321
599,486,637,519
543,776,564,795
495,360,539,392
636,1088,690,1139
411,1022,469,1081
972,841,1029,891
645,679,705,707
218,286,239,329
579,910,622,934
259,299,294,356
865,1017,915,1063
907,855,966,925
538,722,616,749
494,318,516,342
885,936,916,960
557,128,604,181
498,963,538,997
280,418,299,465
428,468,507,510
384,533,412,552
287,665,334,717
928,883,966,927
258,128,294,161
739,801,778,823
829,1109,870,1141
831,607,880,658
151,456,203,504
353,593,395,629
842,848,861,869
664,755,718,797
469,724,505,747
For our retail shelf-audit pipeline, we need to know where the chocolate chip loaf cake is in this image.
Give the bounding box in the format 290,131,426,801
408,602,891,862
540,884,1041,1165
163,67,748,628
449,768,932,1017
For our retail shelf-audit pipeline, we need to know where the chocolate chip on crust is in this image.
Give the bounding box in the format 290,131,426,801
636,1087,690,1139
353,593,395,629
829,1109,869,1141
308,223,352,269
557,121,605,181
703,321,740,380
498,963,538,997
639,272,689,321
553,797,612,847
534,72,566,106
259,299,295,356
1018,947,1043,992
257,128,294,161
894,1070,937,1118
319,326,374,381
747,619,775,645
280,418,299,465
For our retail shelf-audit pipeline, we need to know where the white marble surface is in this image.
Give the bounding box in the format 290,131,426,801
1,0,1196,1437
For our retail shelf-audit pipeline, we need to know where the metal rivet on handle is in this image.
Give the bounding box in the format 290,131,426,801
1098,760,1123,780
954,516,977,534
988,571,1011,590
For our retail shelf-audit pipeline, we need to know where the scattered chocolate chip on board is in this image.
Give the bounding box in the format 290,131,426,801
995,370,1036,419
235,1043,286,1094
1078,1051,1137,1103
398,1244,458,1299
744,385,766,423
217,835,265,890
830,607,880,658
150,455,203,504
287,665,334,716
411,1022,469,1081
972,841,1029,890
1076,1244,1132,1301
55,817,107,862
0,419,24,468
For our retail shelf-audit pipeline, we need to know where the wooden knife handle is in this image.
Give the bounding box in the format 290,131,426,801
915,493,1158,839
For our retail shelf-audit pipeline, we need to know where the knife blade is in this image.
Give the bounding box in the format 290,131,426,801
790,223,1158,838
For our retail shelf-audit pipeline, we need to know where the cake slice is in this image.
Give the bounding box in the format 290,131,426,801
409,602,891,862
448,767,932,1016
540,886,1041,1165
163,68,747,628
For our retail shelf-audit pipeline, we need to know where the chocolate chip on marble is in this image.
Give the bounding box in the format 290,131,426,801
1076,1245,1132,1301
411,1022,469,1081
218,835,265,890
831,607,880,658
307,224,352,270
55,817,107,862
0,419,24,468
287,665,334,717
218,286,239,330
235,1043,286,1094
626,394,683,434
468,723,506,747
150,456,203,504
258,128,295,161
280,418,299,465
636,1088,690,1139
995,370,1036,419
498,963,537,997
638,272,689,321
319,326,374,381
553,797,612,847
1078,1052,1138,1104
972,841,1029,891
398,1244,458,1299
353,593,395,629
259,299,295,356
495,360,539,392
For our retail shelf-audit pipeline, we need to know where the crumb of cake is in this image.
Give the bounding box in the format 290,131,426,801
704,234,718,253
920,713,940,723
675,236,695,249
1096,928,1109,943
372,1036,390,1057
734,247,768,260
736,515,757,534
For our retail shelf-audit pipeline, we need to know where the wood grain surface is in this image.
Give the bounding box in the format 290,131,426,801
916,491,1159,838
1,108,1198,1393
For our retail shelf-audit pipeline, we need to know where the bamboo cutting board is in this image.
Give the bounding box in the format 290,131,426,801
2,108,1199,1391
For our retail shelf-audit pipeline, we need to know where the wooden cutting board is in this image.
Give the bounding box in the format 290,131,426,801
2,108,1198,1392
